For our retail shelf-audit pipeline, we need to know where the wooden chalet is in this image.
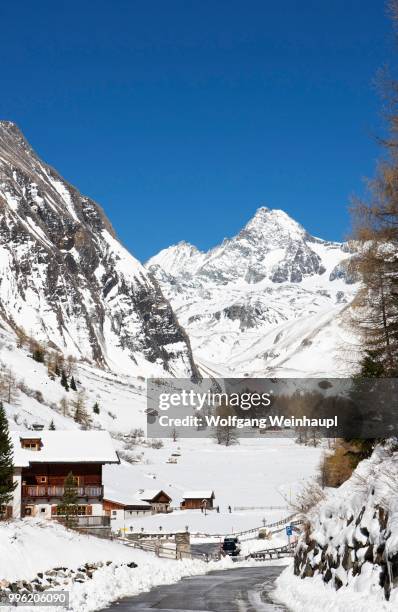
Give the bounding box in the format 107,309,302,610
9,431,119,522
138,489,172,513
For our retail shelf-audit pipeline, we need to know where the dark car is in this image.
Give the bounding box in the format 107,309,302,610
222,536,241,556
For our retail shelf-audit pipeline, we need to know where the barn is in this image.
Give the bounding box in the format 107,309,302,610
181,490,215,510
103,495,152,520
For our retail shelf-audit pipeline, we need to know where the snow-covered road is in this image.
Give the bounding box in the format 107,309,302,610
102,565,288,611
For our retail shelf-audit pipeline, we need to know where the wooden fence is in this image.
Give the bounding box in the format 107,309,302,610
233,505,289,511
121,537,220,562
182,513,302,540
248,543,295,560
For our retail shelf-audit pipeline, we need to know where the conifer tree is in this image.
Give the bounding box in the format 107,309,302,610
0,368,19,405
350,3,398,376
59,472,78,528
70,376,77,392
32,347,45,363
0,401,17,512
346,3,398,460
60,370,69,391
72,392,91,428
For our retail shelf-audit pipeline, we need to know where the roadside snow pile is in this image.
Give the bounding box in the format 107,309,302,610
274,443,398,611
68,554,231,612
0,519,232,611
275,563,394,612
0,519,142,582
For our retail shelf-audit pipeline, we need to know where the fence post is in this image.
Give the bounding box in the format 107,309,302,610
175,531,191,559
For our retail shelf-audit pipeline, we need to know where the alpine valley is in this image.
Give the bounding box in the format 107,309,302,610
0,121,360,434
0,122,378,612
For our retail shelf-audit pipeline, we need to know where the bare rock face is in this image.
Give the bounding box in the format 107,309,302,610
0,121,199,379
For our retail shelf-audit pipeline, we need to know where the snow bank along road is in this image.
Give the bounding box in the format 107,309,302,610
103,566,288,611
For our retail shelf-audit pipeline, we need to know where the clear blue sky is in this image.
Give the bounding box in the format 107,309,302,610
0,1,393,260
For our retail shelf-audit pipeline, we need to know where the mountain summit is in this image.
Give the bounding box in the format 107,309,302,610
0,122,198,378
147,207,357,377
148,206,330,286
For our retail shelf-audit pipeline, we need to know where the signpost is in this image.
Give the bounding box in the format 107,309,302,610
285,524,293,547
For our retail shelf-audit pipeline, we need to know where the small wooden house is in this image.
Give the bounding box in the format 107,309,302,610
138,489,172,513
181,490,215,510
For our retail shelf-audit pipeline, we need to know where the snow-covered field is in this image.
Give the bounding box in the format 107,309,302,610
104,437,322,535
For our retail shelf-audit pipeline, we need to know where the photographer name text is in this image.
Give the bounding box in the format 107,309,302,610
158,415,338,429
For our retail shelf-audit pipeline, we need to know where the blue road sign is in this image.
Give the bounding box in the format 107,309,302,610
286,525,293,536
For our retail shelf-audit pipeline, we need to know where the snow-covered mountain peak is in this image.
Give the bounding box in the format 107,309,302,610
242,206,308,243
147,206,358,377
146,240,204,278
147,206,329,286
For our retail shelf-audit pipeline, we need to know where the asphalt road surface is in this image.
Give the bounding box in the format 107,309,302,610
103,565,288,611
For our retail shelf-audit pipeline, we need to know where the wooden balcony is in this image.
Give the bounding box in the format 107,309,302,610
22,485,103,499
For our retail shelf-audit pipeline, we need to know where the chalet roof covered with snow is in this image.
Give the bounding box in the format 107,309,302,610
11,431,119,467
103,490,152,508
182,490,215,499
138,489,171,502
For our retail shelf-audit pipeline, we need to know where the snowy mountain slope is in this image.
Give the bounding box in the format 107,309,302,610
147,208,359,376
0,321,148,433
0,121,198,378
